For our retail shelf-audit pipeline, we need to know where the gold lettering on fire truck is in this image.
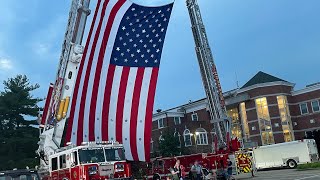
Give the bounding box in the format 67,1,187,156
73,171,77,179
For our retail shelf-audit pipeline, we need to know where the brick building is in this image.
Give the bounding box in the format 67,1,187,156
151,71,320,155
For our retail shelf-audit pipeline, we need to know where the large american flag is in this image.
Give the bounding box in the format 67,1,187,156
65,0,173,161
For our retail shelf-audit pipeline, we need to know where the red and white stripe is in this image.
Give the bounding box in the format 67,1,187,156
65,0,158,162
40,83,54,126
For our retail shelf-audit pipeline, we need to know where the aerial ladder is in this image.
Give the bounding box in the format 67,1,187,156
37,0,91,171
186,0,231,150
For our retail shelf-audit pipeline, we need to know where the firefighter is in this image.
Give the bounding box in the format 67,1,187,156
191,160,202,180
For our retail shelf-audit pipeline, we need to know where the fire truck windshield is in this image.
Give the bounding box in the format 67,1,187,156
105,148,125,161
79,148,105,164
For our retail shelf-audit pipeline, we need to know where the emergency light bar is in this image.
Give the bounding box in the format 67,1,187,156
81,141,120,146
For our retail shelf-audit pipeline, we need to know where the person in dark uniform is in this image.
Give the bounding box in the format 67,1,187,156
227,159,235,180
191,160,202,180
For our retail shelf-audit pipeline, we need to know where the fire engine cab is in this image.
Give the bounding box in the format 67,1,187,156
41,141,132,180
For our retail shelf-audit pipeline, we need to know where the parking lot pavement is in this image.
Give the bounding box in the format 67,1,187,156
235,169,320,180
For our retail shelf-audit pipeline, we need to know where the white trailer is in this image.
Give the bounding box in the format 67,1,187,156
252,139,319,169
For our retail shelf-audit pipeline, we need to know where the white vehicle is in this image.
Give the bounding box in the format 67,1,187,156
252,139,319,169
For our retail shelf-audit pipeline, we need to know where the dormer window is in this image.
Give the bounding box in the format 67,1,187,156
192,113,198,121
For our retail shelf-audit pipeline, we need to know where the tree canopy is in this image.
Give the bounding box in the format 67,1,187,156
0,75,41,129
0,74,41,170
158,130,181,157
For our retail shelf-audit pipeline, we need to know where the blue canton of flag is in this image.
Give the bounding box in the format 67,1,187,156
111,3,173,67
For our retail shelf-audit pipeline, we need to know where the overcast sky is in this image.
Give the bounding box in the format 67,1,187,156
0,0,319,111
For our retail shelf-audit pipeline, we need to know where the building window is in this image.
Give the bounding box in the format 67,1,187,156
277,96,290,121
158,118,164,129
256,97,271,120
255,97,275,145
311,100,320,112
174,117,181,125
277,95,293,142
59,155,66,169
192,113,198,121
174,132,181,147
195,128,208,145
261,131,275,145
305,131,314,139
227,108,242,140
239,102,250,141
183,129,192,147
210,129,220,153
300,103,309,115
51,157,58,171
72,151,78,165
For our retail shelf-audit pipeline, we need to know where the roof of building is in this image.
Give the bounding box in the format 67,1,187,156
292,83,320,96
241,71,288,89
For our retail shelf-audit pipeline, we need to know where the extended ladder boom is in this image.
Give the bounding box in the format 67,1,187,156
44,0,91,131
37,0,91,171
186,0,229,148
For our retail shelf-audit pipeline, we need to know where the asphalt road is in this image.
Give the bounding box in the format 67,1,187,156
235,169,320,180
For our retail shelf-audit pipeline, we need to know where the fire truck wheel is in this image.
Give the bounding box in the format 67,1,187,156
287,159,297,169
153,174,161,180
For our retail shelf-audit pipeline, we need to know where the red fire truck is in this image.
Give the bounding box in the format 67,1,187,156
149,153,229,179
40,141,132,180
135,138,241,179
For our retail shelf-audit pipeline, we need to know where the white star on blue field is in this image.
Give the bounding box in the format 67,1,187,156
0,0,320,111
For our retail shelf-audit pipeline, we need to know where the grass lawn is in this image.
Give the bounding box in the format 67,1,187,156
297,162,320,170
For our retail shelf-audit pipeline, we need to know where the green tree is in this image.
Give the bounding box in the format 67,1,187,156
158,130,181,157
0,127,39,170
0,74,41,129
0,74,41,170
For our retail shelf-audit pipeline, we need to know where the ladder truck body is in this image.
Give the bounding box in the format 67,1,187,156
37,0,91,172
186,0,230,149
37,2,132,179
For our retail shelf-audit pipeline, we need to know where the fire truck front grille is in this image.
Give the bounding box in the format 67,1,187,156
99,165,114,176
